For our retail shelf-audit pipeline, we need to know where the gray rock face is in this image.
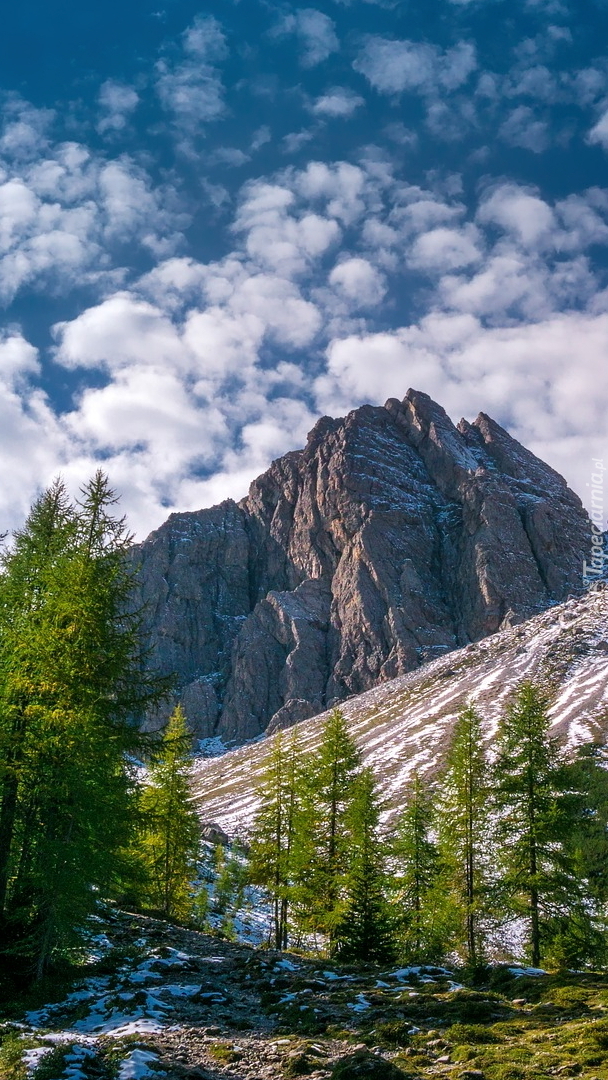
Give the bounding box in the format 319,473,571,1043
133,389,591,743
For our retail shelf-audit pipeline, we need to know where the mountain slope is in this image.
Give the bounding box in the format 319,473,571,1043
189,586,608,834
133,389,590,743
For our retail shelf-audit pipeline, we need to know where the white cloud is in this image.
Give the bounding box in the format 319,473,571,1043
409,226,482,272
97,81,139,135
499,106,550,153
588,108,608,150
477,184,556,248
251,126,271,151
233,178,341,276
354,37,476,96
0,100,53,161
155,14,228,146
293,161,369,225
282,129,316,154
0,330,40,386
328,257,387,307
53,294,187,373
315,311,608,501
0,105,187,303
311,88,365,118
273,9,339,68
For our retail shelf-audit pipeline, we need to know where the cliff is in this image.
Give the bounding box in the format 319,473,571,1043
132,389,590,742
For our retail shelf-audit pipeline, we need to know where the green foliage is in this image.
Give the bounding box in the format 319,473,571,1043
137,705,200,919
191,881,210,929
296,709,362,945
446,1023,502,1044
492,682,594,967
213,842,247,916
249,731,307,948
436,704,493,968
392,772,450,963
0,1032,34,1080
334,768,396,964
0,473,166,979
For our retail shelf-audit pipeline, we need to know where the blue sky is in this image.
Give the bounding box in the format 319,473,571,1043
1,0,608,537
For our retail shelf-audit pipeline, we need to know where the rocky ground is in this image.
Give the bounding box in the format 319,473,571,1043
2,910,608,1080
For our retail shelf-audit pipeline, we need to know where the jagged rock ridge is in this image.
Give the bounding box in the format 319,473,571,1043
132,389,591,742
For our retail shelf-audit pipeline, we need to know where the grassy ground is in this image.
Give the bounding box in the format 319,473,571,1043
1,913,608,1079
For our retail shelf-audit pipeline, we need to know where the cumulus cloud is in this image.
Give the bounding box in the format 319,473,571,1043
0,99,54,161
477,184,556,247
97,81,139,135
409,226,482,272
311,87,365,118
328,257,387,307
272,9,339,68
155,14,229,147
499,106,550,152
232,178,342,276
315,311,608,501
0,102,188,303
588,108,608,150
354,37,477,96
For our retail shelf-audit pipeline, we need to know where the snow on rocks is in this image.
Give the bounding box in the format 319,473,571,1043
508,966,548,977
189,589,608,836
118,1048,164,1079
9,906,560,1080
23,1046,53,1075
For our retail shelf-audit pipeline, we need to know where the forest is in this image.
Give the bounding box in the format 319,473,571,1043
1,478,608,996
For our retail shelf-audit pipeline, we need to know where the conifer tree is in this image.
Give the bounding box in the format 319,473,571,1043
299,709,362,947
249,731,305,949
139,705,200,919
0,480,77,919
437,704,492,967
334,767,396,963
392,772,448,963
493,681,584,967
0,473,166,977
562,742,608,909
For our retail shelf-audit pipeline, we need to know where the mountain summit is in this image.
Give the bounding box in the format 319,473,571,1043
133,389,590,743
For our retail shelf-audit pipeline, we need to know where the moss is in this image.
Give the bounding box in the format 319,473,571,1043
208,1041,243,1064
32,1044,73,1079
446,1024,502,1045
330,1049,409,1079
0,1034,36,1080
372,1021,413,1048
587,1018,608,1049
282,1052,317,1076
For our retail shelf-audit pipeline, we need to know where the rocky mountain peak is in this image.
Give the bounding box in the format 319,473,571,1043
132,390,590,744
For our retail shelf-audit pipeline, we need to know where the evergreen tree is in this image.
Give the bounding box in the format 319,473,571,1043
392,772,449,963
493,681,585,967
0,480,78,919
436,704,492,968
334,767,396,963
562,742,608,907
298,709,362,947
0,474,166,977
139,705,200,919
249,731,305,949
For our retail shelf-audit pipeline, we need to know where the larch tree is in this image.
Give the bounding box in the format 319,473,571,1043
139,705,201,919
0,473,166,978
392,772,448,963
493,681,584,967
436,704,492,968
249,730,306,949
299,708,362,947
334,766,396,963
